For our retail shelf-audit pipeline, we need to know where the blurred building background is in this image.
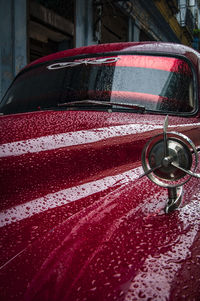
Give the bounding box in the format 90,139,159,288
1,0,200,99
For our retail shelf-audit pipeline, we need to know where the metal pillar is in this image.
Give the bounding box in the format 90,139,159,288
133,22,140,42
128,18,134,41
128,18,140,42
0,0,27,99
75,0,95,48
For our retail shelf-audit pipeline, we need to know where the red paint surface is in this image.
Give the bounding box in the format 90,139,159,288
1,42,200,301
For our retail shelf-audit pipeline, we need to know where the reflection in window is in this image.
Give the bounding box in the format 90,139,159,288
0,54,195,115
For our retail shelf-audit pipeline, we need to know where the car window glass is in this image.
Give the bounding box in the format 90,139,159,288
0,54,195,115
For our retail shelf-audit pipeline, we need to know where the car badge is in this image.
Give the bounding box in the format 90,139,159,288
141,116,200,213
47,57,120,70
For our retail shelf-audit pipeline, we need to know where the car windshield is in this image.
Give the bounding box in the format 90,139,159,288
0,54,195,115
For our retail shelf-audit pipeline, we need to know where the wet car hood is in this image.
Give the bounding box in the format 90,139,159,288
0,110,200,300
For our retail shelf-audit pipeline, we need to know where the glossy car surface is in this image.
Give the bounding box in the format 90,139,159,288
0,42,200,300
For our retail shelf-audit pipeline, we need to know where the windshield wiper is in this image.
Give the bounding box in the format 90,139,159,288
58,99,146,112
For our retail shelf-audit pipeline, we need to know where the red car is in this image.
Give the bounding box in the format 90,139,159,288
0,42,200,300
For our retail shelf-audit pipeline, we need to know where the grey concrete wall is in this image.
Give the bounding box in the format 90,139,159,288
75,0,96,47
0,0,27,99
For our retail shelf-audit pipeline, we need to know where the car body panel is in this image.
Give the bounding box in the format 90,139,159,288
0,42,200,300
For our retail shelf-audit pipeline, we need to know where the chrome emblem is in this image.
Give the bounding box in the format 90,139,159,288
141,116,200,213
47,57,120,70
